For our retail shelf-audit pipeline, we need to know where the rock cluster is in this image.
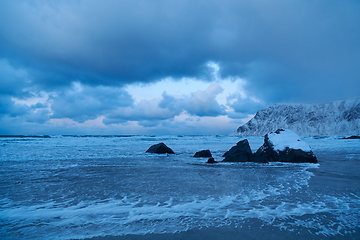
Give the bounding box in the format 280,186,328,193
146,129,317,164
222,129,317,163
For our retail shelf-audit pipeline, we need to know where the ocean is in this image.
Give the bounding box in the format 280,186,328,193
0,135,359,239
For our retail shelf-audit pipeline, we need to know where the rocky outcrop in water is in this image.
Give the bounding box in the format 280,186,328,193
146,142,175,154
222,139,253,162
223,129,317,163
193,150,212,158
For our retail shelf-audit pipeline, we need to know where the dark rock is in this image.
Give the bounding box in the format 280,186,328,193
206,157,218,163
222,139,254,162
255,145,317,163
274,128,285,134
254,129,317,163
193,150,212,158
146,142,175,154
341,135,360,139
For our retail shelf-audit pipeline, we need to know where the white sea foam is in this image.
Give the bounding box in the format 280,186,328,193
2,188,359,239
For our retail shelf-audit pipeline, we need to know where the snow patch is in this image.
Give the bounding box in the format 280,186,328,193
268,129,311,152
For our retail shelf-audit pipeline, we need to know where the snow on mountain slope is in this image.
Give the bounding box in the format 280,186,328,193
233,96,360,136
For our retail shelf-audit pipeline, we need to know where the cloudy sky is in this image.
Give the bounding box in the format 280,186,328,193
0,0,359,135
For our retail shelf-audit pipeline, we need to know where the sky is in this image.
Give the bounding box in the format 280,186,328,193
0,0,359,135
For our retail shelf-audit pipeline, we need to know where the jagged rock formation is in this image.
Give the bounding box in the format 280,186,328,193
146,142,175,154
233,96,360,136
222,139,253,162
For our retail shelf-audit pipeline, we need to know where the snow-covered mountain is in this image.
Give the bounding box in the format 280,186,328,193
233,96,360,136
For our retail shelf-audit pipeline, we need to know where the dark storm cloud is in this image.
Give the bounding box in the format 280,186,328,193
25,108,51,124
1,0,359,128
0,59,32,98
0,95,18,116
0,90,51,124
0,59,43,121
50,83,134,123
0,94,33,121
0,0,218,89
0,59,134,124
0,59,31,118
1,0,358,94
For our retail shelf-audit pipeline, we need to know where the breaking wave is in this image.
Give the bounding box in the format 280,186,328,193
2,185,359,239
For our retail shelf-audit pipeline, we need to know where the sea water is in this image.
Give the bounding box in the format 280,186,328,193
0,135,359,239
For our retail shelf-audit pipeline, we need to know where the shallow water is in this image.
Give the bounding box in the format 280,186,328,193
0,135,359,239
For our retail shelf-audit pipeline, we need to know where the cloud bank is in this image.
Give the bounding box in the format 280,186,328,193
0,0,359,134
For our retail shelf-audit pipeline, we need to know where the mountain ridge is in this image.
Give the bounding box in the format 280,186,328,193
233,96,360,136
